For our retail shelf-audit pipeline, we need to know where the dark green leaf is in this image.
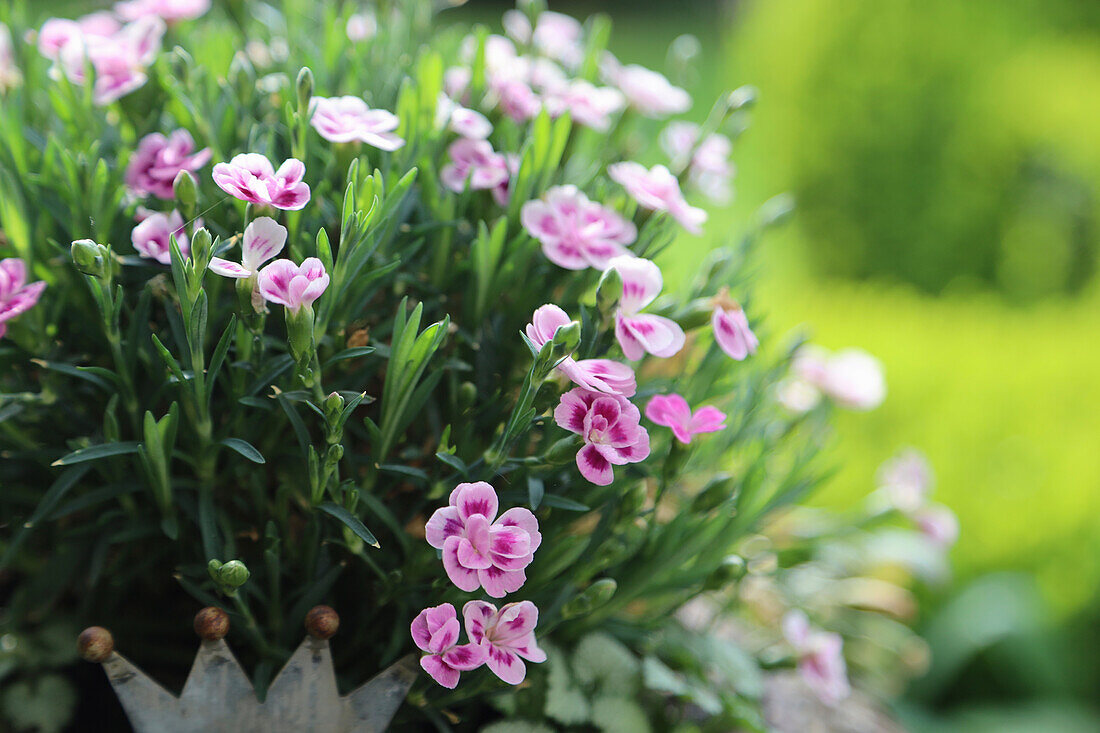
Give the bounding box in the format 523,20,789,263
220,437,265,464
317,502,379,549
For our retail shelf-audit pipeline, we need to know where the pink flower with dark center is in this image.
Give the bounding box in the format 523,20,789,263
0,258,46,339
440,139,511,197
554,388,650,486
521,185,635,271
37,13,120,61
424,482,542,598
125,130,212,199
209,217,286,279
782,611,851,706
56,16,165,105
256,257,329,313
608,162,707,234
606,60,691,118
463,600,547,685
712,300,758,361
543,80,625,132
645,394,726,445
114,0,210,23
410,603,487,689
436,94,492,140
131,209,190,264
308,96,405,151
212,153,311,210
605,256,685,361
526,304,636,397
661,121,734,202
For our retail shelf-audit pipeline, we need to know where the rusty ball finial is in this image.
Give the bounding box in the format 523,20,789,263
305,605,339,640
78,626,114,662
194,607,230,641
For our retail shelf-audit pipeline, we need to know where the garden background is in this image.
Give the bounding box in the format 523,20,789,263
27,0,1100,730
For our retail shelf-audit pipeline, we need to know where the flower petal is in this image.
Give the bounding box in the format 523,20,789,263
451,481,498,523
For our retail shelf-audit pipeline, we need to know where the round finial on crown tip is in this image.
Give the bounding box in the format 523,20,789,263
78,626,114,662
305,605,339,640
194,607,230,640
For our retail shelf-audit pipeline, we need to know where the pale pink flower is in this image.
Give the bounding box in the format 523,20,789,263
605,256,685,360
503,10,584,67
0,24,19,92
308,96,405,151
440,139,510,197
345,12,377,42
0,259,46,339
661,121,734,202
212,153,311,210
819,349,886,411
521,185,635,271
443,66,471,100
527,57,569,93
256,257,329,313
877,449,934,513
914,504,959,548
425,482,541,598
131,210,190,264
125,130,212,199
526,304,636,397
37,13,120,60
463,600,547,685
606,60,691,118
114,0,210,23
544,80,624,132
712,303,758,361
56,17,165,105
609,162,707,234
554,388,650,486
775,378,821,414
792,345,831,385
209,217,286,279
782,610,851,706
645,394,726,445
411,603,487,689
493,77,541,122
436,94,492,140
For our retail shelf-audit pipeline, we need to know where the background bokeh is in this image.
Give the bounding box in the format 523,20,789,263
20,0,1100,729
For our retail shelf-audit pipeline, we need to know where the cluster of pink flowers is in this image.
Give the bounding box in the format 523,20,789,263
212,153,311,211
526,305,636,396
125,130,211,199
782,610,851,706
778,345,887,413
0,259,46,340
47,16,165,106
308,96,405,151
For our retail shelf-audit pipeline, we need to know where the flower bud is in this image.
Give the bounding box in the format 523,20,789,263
727,85,757,113
296,66,314,114
677,298,716,331
189,227,213,270
550,320,581,356
285,304,316,363
703,555,747,591
561,578,617,618
457,381,477,413
218,560,250,589
692,473,737,512
71,239,108,279
545,436,578,464
323,391,345,422
174,170,198,221
596,267,622,315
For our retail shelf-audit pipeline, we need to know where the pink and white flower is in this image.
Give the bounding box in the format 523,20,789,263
209,217,286,279
1,23,22,92
605,256,686,360
661,121,734,202
494,77,542,123
712,300,758,361
554,388,650,486
114,0,211,23
913,504,959,548
125,130,212,199
608,162,707,234
256,257,329,313
543,80,624,131
436,94,492,140
521,186,635,271
819,348,886,411
782,610,851,706
463,600,547,685
645,394,726,445
37,13,120,61
440,139,511,198
526,304,636,397
131,209,190,264
56,16,165,105
502,9,584,67
410,603,487,689
345,12,377,42
0,259,46,339
876,449,934,513
212,153,311,211
424,482,541,598
308,96,405,151
605,60,691,118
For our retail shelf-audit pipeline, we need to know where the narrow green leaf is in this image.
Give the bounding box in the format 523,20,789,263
318,502,380,548
52,441,142,466
220,437,266,464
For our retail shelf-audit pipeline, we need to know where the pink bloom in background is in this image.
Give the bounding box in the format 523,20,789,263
775,377,821,415
308,96,405,151
0,259,47,339
608,162,707,234
544,80,625,132
463,601,546,685
256,257,329,313
209,217,286,279
212,153,311,210
410,604,487,689
914,504,959,548
56,16,165,105
125,130,212,199
114,0,211,23
443,66,472,100
424,482,542,598
131,209,190,264
440,139,511,197
494,78,541,122
645,394,726,445
554,388,650,486
0,23,21,92
605,256,685,360
526,304,636,397
503,9,584,67
605,60,691,118
782,610,851,706
876,449,934,513
521,186,635,271
37,13,120,60
345,12,377,42
661,121,734,202
712,302,758,361
436,94,492,140
819,348,886,411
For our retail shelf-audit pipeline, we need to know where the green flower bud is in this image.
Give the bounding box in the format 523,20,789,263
703,555,747,591
323,391,345,422
457,381,477,413
596,267,622,315
692,473,737,513
189,227,213,270
296,67,314,114
678,297,717,331
207,559,224,581
218,560,250,589
545,436,578,464
173,170,197,220
561,578,617,618
285,304,316,364
551,320,581,355
727,85,757,113
70,239,108,279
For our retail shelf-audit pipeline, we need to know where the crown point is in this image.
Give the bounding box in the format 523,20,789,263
305,605,339,640
194,606,230,640
78,626,114,662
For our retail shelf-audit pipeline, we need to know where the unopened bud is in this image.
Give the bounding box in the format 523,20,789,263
596,267,622,315
286,304,316,364
692,473,737,512
296,67,314,114
324,391,345,422
174,170,197,219
703,555,746,591
551,320,581,355
218,560,250,589
457,381,477,413
561,578,617,618
189,227,213,269
70,239,108,279
545,436,578,464
727,85,757,113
